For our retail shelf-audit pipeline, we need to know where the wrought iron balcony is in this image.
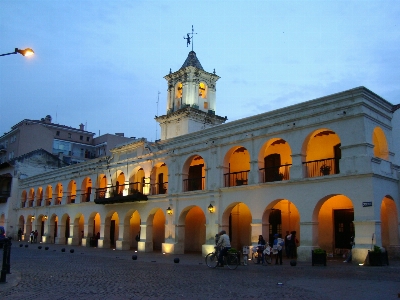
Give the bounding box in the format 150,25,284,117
224,170,250,187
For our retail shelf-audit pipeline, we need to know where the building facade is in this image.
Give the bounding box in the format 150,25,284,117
0,115,134,165
1,51,399,264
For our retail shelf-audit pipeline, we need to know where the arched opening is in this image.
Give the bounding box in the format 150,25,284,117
36,187,43,206
87,212,100,247
55,183,63,205
71,213,85,245
262,200,300,247
183,155,206,192
130,168,146,194
178,206,206,253
21,190,27,208
150,163,168,195
124,210,141,250
105,212,119,248
18,215,25,241
45,185,52,206
259,138,292,182
372,127,389,160
381,195,399,249
175,82,183,110
152,209,165,251
67,180,76,204
28,188,34,207
222,202,252,251
95,174,107,199
49,214,58,244
303,129,341,177
223,146,250,187
314,195,354,257
81,177,92,202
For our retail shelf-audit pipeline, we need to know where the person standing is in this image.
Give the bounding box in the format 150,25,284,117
256,235,266,264
18,228,23,241
273,234,284,265
216,230,231,267
30,231,34,243
344,236,355,263
34,230,38,243
284,231,290,258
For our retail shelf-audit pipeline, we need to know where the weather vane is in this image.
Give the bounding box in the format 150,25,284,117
183,25,197,51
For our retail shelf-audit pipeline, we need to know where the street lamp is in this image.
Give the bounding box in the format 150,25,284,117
0,48,34,57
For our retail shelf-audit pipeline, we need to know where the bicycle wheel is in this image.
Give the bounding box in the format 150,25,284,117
264,253,272,264
205,252,218,268
226,253,239,270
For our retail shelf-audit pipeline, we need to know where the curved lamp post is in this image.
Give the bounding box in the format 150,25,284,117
0,48,34,57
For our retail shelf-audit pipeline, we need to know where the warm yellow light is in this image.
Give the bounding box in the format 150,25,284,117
16,48,34,57
208,203,214,213
166,207,173,215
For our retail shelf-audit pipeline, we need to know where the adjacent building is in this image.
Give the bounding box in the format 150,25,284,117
1,51,399,264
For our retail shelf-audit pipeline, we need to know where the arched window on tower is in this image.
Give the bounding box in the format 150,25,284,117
175,82,183,111
199,82,207,99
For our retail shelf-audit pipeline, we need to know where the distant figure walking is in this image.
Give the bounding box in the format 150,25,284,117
18,228,23,241
30,231,34,243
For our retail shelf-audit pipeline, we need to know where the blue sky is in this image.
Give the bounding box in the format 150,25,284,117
1,0,399,141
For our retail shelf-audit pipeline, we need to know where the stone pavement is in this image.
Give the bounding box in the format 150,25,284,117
1,242,399,299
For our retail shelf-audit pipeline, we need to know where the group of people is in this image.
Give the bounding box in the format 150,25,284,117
17,228,39,243
255,231,299,265
214,230,299,267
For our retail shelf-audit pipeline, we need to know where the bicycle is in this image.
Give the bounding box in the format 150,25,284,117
251,244,273,264
205,247,239,270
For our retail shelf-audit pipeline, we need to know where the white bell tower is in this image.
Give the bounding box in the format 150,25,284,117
155,51,227,140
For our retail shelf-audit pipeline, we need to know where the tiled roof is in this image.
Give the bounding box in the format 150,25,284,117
180,51,203,70
392,104,400,112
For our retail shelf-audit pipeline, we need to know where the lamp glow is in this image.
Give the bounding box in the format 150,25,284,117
166,207,173,215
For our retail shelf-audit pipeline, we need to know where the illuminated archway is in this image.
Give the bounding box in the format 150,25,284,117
380,195,399,249
178,206,206,253
223,146,250,187
36,187,43,206
105,211,119,248
182,155,206,192
55,183,63,205
372,127,389,160
150,163,169,195
45,185,52,206
81,177,92,202
259,138,292,182
313,194,354,255
67,180,76,204
123,209,141,250
221,202,252,251
21,190,27,208
302,129,341,178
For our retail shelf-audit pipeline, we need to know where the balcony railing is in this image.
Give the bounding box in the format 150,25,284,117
81,192,91,202
54,196,62,205
260,164,292,182
67,195,76,204
94,184,147,204
150,182,168,195
37,198,43,206
183,177,205,192
303,158,339,178
224,170,250,187
45,198,52,206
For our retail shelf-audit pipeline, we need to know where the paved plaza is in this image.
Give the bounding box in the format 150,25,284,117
0,242,399,299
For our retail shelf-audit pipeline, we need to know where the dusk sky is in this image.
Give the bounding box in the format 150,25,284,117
1,0,399,141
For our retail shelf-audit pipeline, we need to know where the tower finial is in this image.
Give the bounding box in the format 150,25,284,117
183,25,197,51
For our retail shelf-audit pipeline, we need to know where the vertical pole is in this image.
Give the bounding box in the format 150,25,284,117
0,238,9,282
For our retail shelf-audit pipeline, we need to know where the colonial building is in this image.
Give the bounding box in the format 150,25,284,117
1,51,399,264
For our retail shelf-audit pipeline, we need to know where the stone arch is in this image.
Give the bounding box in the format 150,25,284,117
67,180,76,204
150,162,169,195
59,213,71,245
221,202,252,251
104,211,119,248
262,199,300,245
129,167,146,194
81,177,92,202
28,188,35,207
18,215,25,241
177,205,206,253
146,208,165,251
88,212,101,239
123,209,141,250
380,195,399,250
36,187,43,207
302,128,341,177
259,138,293,182
222,146,250,187
45,185,52,206
69,213,85,245
49,213,58,244
55,183,63,205
312,194,354,255
372,127,389,160
96,174,107,199
21,190,27,208
182,155,206,192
